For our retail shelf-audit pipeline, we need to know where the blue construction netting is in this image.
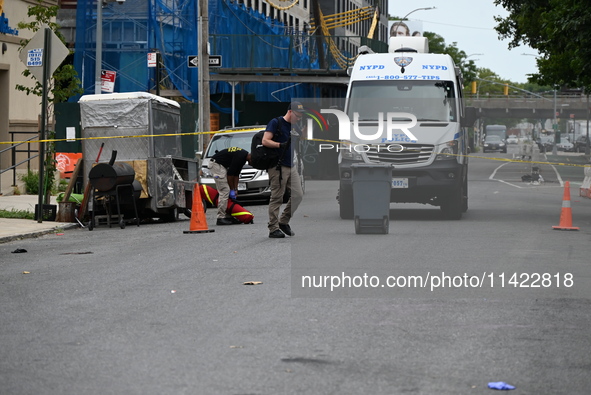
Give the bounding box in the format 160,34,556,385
209,0,322,101
73,0,331,109
150,0,198,103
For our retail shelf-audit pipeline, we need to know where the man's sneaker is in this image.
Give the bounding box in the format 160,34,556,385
229,217,242,225
216,218,234,225
269,229,285,238
279,223,295,236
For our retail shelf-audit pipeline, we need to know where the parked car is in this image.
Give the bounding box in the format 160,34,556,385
483,135,507,153
556,137,574,152
574,135,590,152
200,127,304,204
537,136,554,152
506,135,519,144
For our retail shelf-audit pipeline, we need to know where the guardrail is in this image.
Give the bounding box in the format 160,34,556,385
466,93,589,102
0,132,39,195
465,94,591,118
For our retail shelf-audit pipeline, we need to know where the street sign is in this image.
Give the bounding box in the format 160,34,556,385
101,70,116,93
209,56,222,67
18,25,70,82
148,52,157,68
187,55,222,68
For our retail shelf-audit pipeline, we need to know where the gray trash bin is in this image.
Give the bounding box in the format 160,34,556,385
351,163,392,234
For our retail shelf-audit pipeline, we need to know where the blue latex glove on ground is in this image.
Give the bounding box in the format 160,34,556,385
229,190,237,200
488,382,515,390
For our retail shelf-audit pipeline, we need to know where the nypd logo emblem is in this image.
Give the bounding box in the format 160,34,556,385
394,57,413,67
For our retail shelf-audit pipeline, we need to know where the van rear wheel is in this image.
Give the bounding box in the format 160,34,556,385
462,177,468,213
339,185,354,219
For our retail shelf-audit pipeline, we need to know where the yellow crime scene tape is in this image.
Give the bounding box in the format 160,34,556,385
2,130,589,169
460,154,588,168
0,127,262,146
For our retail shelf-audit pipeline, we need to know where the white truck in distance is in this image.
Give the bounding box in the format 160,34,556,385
338,36,474,220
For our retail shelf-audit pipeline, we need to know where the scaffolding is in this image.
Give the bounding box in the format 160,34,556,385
73,0,386,104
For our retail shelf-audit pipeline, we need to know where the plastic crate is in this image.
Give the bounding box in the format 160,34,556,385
34,204,57,221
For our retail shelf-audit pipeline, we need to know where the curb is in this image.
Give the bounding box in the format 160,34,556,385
0,223,79,245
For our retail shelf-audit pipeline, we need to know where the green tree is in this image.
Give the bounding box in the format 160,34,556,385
17,0,83,203
494,0,591,89
16,1,82,102
473,68,508,96
423,31,445,53
424,32,478,84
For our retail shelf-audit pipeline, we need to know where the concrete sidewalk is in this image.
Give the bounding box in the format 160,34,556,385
0,194,78,244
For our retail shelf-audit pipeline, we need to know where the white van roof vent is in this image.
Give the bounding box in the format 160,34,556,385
389,36,429,53
394,47,418,53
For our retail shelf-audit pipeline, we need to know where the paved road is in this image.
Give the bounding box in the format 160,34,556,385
1,149,590,394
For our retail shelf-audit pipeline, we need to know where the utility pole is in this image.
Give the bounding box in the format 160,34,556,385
95,0,124,94
94,0,103,94
198,0,211,152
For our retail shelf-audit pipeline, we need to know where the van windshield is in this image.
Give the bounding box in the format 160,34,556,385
347,80,457,122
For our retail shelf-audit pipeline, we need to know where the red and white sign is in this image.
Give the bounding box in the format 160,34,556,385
148,52,157,68
55,152,83,179
101,70,116,93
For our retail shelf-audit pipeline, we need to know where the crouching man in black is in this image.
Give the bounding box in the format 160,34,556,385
208,147,251,225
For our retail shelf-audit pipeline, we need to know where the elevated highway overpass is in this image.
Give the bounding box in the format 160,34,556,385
209,66,588,120
209,74,587,122
466,95,590,120
199,66,590,123
177,62,589,122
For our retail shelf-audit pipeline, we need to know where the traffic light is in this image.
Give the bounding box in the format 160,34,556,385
471,81,477,94
503,83,509,95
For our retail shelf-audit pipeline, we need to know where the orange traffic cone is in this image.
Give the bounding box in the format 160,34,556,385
552,181,579,231
184,184,215,234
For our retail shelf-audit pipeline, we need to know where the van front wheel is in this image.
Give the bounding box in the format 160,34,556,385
440,185,463,220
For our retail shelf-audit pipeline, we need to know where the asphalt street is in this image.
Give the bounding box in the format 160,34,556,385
1,145,591,394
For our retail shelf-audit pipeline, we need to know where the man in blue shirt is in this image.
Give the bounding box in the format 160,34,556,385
262,102,304,238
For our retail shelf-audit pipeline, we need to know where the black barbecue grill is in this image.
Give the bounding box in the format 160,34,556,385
88,161,141,230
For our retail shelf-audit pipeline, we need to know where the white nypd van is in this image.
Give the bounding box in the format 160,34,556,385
337,36,473,220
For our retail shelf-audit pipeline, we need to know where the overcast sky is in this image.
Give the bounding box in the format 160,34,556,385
389,0,540,83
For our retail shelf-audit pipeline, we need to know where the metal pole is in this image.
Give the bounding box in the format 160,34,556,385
95,0,102,94
155,51,160,96
391,7,435,38
198,0,211,152
586,94,590,155
37,27,51,223
552,88,557,155
230,81,237,128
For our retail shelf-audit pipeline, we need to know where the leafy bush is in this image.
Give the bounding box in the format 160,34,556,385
20,170,39,195
58,179,68,193
19,170,62,195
